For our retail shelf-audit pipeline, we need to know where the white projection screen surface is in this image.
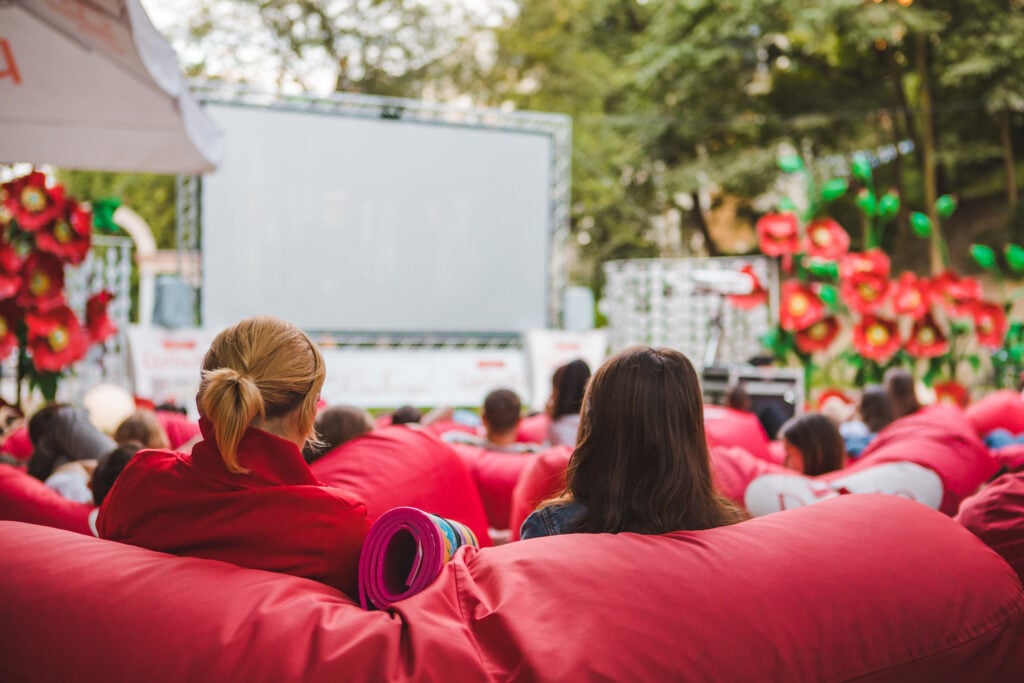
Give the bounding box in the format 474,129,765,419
200,103,554,333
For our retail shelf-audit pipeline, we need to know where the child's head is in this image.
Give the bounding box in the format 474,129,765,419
92,443,142,506
779,412,846,476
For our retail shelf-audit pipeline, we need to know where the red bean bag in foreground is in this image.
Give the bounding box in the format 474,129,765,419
957,469,1024,584
312,425,491,547
451,443,539,531
966,389,1024,438
703,405,771,461
508,445,572,540
516,412,550,444
0,464,92,535
2,496,1022,681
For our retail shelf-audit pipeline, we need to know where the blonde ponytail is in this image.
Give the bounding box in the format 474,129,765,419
201,367,265,473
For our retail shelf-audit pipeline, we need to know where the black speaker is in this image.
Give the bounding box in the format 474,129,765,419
701,364,804,439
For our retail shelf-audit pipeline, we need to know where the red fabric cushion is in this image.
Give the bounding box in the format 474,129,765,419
1,426,33,461
957,469,1024,583
992,444,1024,471
516,413,550,444
312,426,491,547
451,443,536,530
710,445,789,505
0,464,92,534
508,445,572,541
703,405,771,461
154,411,200,450
2,495,1023,681
966,390,1024,437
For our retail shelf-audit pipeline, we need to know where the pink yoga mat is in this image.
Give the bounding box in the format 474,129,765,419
358,506,479,609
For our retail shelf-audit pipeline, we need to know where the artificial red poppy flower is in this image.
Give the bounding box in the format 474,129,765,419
971,301,1008,349
25,305,88,372
756,213,800,257
803,217,850,261
727,265,768,310
905,314,949,359
35,200,91,265
933,380,969,408
891,271,930,320
17,253,65,312
0,298,21,360
1,171,66,232
852,315,901,362
0,242,23,300
930,270,982,318
780,281,825,331
86,290,117,344
840,250,891,314
795,316,840,353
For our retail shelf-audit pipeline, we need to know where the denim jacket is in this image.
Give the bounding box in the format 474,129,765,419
520,501,588,539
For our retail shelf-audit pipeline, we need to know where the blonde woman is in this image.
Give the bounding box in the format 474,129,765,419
98,316,369,597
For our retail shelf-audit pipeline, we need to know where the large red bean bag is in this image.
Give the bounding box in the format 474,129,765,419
703,405,771,461
957,469,1024,583
154,411,200,450
3,495,1023,681
311,425,491,547
508,445,572,540
710,445,789,504
516,413,550,444
1,426,32,461
991,444,1024,471
966,390,1024,438
0,464,92,535
451,443,538,530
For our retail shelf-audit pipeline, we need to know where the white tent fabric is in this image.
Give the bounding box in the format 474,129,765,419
0,0,223,173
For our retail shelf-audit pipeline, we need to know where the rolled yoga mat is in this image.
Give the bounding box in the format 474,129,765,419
358,506,479,609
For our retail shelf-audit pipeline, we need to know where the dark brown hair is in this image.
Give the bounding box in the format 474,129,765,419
859,385,893,434
884,368,920,420
779,412,846,476
550,360,591,418
563,346,744,534
483,388,522,434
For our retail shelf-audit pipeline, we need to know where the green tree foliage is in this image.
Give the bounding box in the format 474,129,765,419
57,171,177,248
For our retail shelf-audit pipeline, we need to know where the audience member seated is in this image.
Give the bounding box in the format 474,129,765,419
98,316,370,598
27,404,117,482
779,412,846,476
303,404,375,464
312,424,491,547
884,367,921,420
545,359,590,446
446,388,538,454
522,346,744,539
956,467,1024,583
390,405,422,425
114,410,171,450
839,385,893,457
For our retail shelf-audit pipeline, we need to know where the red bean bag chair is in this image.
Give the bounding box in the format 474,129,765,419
0,425,32,461
451,443,538,531
703,405,771,461
0,464,92,535
966,390,1024,438
312,425,491,547
991,444,1024,471
957,469,1024,584
154,411,200,450
516,413,550,444
3,495,1023,681
710,445,789,504
508,445,572,540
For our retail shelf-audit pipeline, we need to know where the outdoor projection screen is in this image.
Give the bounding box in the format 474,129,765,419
200,102,555,333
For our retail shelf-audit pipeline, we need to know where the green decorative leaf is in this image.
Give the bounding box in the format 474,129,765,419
818,283,840,308
1005,244,1024,273
969,243,998,271
934,194,958,218
820,178,849,202
877,192,900,218
967,355,981,371
778,155,804,173
90,197,122,233
779,197,796,212
856,189,876,215
910,212,932,238
851,156,872,182
806,260,839,280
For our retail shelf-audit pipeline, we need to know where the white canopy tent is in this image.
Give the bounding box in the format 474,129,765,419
0,0,222,174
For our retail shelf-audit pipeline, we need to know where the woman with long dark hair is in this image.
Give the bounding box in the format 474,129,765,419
521,346,744,537
546,359,591,447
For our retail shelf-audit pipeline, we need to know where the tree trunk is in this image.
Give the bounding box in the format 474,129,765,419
884,47,923,171
1000,110,1019,213
915,33,943,274
690,191,720,257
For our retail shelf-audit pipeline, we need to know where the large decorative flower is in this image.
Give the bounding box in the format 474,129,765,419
803,217,850,261
1,171,66,232
756,213,799,257
905,314,949,359
727,265,768,310
85,290,117,343
852,315,901,362
891,271,931,320
933,380,969,408
35,200,91,265
25,305,88,372
780,281,825,331
795,316,840,353
840,250,891,314
972,301,1008,349
0,299,21,360
0,242,23,299
17,253,65,312
930,270,982,318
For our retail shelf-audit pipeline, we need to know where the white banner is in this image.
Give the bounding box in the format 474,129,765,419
523,329,608,411
126,325,218,415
